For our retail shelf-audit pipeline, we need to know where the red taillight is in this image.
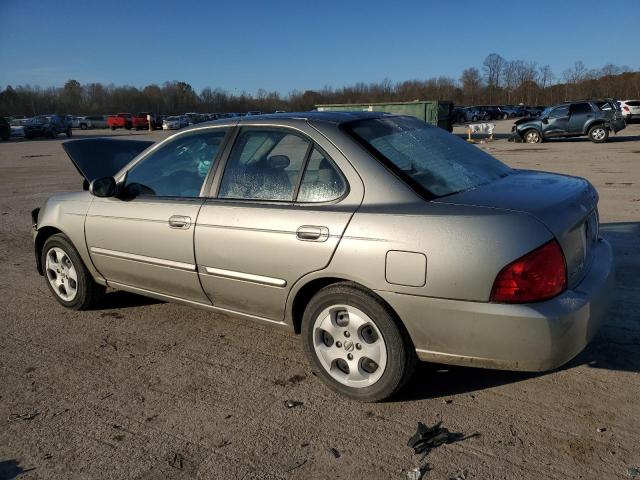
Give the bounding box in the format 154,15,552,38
490,240,567,303
623,106,630,112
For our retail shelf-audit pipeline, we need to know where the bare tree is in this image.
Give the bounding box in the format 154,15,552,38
482,53,505,103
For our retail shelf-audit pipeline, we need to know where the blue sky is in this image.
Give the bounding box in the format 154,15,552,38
1,0,638,95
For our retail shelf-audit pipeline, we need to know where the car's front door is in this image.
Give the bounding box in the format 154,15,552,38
568,102,593,134
543,105,570,137
85,128,229,302
194,124,364,323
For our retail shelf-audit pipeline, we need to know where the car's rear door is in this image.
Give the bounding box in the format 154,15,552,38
84,127,230,302
194,122,364,323
568,102,594,133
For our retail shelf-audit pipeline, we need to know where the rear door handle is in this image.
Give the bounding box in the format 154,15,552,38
296,225,329,242
168,215,191,229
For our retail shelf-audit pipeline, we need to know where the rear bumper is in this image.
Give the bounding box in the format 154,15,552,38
377,238,614,372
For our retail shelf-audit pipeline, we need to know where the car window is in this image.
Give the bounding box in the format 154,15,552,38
297,148,346,202
124,129,227,198
548,105,569,118
570,103,592,114
627,101,640,107
219,129,310,201
344,116,511,198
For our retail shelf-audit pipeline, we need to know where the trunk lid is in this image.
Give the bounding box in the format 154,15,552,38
62,138,154,182
436,169,600,288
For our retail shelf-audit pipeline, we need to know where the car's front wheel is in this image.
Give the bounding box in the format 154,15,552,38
588,125,609,143
302,283,416,402
42,233,105,310
524,129,542,143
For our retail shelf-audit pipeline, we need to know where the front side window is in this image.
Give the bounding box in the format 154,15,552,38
124,129,227,197
344,116,511,198
219,129,310,201
548,105,570,118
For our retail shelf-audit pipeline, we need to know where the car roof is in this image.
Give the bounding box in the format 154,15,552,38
181,110,391,131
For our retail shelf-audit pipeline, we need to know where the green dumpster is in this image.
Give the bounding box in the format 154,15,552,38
316,100,454,131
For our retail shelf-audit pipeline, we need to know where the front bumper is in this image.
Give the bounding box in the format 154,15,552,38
377,238,614,372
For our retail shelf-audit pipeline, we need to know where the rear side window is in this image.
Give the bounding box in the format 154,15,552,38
297,148,346,202
570,103,592,114
344,116,511,198
219,129,310,201
627,101,640,107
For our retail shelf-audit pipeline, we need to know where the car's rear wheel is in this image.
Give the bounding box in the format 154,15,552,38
42,234,105,310
588,125,609,143
80,123,87,130
66,128,72,137
302,283,416,402
503,113,509,120
48,129,56,139
111,126,116,130
524,129,542,143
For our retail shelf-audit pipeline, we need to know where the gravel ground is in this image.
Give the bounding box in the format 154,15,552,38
1,121,639,480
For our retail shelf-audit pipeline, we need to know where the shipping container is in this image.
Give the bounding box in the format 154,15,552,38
316,100,454,131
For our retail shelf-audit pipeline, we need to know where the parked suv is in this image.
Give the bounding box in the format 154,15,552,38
512,100,625,143
24,115,72,139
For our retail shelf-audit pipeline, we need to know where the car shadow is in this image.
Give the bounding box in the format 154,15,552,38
395,221,640,402
538,134,640,143
91,290,164,311
0,459,35,480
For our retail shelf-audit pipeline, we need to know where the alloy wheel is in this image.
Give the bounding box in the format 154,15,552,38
312,305,387,388
45,247,78,301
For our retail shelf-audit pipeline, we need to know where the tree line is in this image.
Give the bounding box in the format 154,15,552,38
1,54,639,117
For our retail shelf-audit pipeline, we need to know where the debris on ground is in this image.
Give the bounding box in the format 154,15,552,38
449,468,469,480
284,400,303,409
329,447,341,459
8,409,40,421
628,466,640,478
169,452,184,470
443,399,453,404
406,464,431,480
407,422,451,455
597,427,607,433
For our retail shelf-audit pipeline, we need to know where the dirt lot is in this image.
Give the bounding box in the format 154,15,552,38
1,121,639,480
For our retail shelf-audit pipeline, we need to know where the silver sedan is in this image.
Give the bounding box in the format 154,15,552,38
32,112,613,401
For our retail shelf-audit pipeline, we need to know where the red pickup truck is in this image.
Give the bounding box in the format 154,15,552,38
131,112,162,130
107,113,132,130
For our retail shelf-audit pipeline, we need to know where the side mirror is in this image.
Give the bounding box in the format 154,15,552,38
89,176,117,197
541,117,549,124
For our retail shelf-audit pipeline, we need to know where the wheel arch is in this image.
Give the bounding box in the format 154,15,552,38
584,119,606,134
34,226,64,275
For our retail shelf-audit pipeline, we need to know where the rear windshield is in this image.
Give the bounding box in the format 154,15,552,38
343,116,511,198
627,101,640,106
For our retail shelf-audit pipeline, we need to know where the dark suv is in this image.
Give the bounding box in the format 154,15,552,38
512,100,625,143
24,115,72,140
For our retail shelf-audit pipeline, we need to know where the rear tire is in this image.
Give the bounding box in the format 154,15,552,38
111,126,116,130
41,233,105,310
588,124,609,143
66,128,72,137
302,282,416,402
80,123,87,130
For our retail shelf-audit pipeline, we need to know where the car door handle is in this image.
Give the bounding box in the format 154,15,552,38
168,215,191,229
296,225,329,242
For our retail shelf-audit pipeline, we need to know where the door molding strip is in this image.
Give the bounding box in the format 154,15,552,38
203,266,287,287
90,247,196,271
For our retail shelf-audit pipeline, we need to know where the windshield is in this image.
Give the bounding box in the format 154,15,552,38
343,116,511,198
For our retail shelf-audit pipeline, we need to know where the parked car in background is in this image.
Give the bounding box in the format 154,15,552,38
618,100,640,122
107,113,133,130
86,115,108,128
131,112,151,130
500,105,526,118
24,115,72,139
162,116,186,130
512,100,625,143
10,118,27,138
457,107,484,123
245,111,262,116
72,116,91,130
0,117,10,140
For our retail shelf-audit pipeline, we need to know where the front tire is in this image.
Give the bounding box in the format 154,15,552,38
302,282,416,402
524,129,542,143
588,125,609,143
42,234,105,310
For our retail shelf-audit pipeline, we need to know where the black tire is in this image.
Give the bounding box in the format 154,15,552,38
80,123,87,130
48,129,56,139
523,128,542,144
302,282,417,402
125,123,131,130
66,128,72,137
25,134,33,140
41,233,105,310
502,113,509,120
111,126,116,131
472,115,478,122
588,124,609,143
